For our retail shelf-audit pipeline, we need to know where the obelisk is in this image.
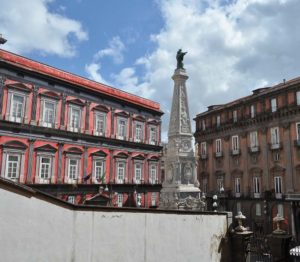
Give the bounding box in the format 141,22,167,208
160,50,205,210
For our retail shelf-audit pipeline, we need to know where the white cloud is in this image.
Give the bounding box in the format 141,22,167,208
133,0,300,141
85,63,109,85
94,36,125,64
0,0,88,57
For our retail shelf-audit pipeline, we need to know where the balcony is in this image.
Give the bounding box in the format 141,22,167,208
248,146,260,153
201,154,208,160
231,149,240,156
215,151,223,158
269,142,282,150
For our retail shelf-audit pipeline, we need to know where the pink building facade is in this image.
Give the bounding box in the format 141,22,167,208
0,49,163,207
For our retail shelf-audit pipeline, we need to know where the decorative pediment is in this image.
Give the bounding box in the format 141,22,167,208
35,144,57,152
215,170,225,177
249,167,263,176
7,82,31,93
231,169,243,176
270,164,285,173
40,91,60,100
132,153,145,160
114,152,129,159
2,140,27,149
92,105,110,113
115,109,129,117
133,114,146,122
90,150,107,157
67,98,85,107
147,118,160,125
148,155,159,161
200,171,209,178
64,147,83,155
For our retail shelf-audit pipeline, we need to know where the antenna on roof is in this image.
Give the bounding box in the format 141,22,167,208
283,79,286,85
0,34,7,45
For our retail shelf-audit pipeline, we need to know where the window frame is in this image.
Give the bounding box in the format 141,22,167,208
68,104,82,132
250,131,258,148
92,157,105,183
149,163,157,184
216,115,221,127
149,125,157,145
200,142,207,156
235,177,241,196
41,98,57,128
271,127,280,145
297,91,300,106
116,160,126,184
117,117,127,140
216,139,222,154
233,110,237,123
94,111,106,136
271,98,277,112
253,176,261,198
9,91,26,123
250,104,256,118
134,162,143,184
117,193,123,207
134,121,144,142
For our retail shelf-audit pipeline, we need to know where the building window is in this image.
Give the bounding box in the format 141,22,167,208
67,196,75,204
235,178,241,196
134,162,143,184
253,177,261,198
149,164,157,184
296,123,300,141
200,142,207,157
93,158,105,182
297,91,300,106
271,127,280,146
274,176,282,195
216,139,222,155
5,154,20,179
202,120,206,131
135,122,144,142
9,92,26,123
41,99,56,127
151,192,156,206
277,204,284,217
39,156,52,181
232,135,239,154
68,105,81,132
250,105,256,118
216,115,221,127
117,194,123,207
68,159,79,181
256,203,262,216
271,98,277,112
94,112,106,136
217,177,224,192
149,125,157,145
273,152,280,162
233,110,237,123
117,118,127,139
116,161,126,183
250,131,258,148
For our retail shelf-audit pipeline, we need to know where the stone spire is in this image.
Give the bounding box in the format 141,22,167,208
160,64,205,211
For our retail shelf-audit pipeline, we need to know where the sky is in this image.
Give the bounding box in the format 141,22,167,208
1,0,300,141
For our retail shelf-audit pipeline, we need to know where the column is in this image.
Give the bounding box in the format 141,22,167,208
110,107,115,138
57,143,64,183
109,149,114,183
83,146,88,182
128,154,132,183
60,93,66,130
30,85,39,125
282,123,294,192
85,101,90,134
26,139,36,183
0,75,6,119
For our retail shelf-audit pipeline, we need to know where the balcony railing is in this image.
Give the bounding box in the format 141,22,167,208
231,149,240,156
248,146,260,153
269,142,282,150
201,154,208,160
215,151,223,158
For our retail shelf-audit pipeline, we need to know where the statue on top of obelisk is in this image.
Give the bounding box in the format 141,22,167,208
159,49,206,211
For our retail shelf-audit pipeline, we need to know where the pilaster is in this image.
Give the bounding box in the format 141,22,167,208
60,93,66,130
57,143,64,183
0,75,6,119
30,85,39,125
26,139,36,183
85,101,90,134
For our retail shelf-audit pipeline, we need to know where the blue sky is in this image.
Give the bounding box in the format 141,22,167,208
2,0,300,141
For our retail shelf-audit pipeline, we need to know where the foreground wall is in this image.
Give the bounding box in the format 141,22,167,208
0,181,228,262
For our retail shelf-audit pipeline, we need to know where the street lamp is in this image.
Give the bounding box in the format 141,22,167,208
0,34,7,45
213,194,218,212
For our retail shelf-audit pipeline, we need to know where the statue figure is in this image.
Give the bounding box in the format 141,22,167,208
176,49,187,69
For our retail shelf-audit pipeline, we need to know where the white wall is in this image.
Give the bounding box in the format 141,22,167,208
0,187,228,262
